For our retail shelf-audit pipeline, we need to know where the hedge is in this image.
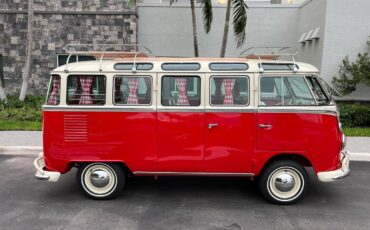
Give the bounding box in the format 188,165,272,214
337,103,370,128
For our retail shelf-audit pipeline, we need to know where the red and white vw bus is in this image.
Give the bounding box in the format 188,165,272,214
34,47,350,204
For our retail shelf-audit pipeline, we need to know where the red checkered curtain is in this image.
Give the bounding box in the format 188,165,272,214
223,78,236,105
214,78,224,101
127,78,139,104
176,77,189,106
79,76,94,105
47,76,60,105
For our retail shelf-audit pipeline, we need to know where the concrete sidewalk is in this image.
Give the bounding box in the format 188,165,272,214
0,131,369,160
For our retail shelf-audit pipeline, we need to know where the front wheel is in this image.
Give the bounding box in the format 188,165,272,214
258,160,309,204
77,163,126,200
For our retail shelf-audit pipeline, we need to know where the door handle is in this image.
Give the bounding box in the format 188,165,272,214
208,123,219,129
259,124,272,129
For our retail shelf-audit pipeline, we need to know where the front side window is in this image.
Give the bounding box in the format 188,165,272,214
260,76,316,106
161,76,201,106
306,76,330,105
114,76,152,105
67,75,106,105
210,76,249,106
46,75,61,105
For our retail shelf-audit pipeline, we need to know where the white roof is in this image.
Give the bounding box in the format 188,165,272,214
52,57,319,74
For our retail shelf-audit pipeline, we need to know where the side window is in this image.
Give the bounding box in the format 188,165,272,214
114,76,152,105
260,76,316,106
210,76,249,106
306,76,330,105
161,76,201,106
46,75,61,105
67,75,106,105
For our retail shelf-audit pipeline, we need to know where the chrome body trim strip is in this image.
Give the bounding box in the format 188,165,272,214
257,109,338,116
43,106,156,112
133,171,255,177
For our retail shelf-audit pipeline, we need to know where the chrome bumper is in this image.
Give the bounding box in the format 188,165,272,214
33,152,61,182
317,151,351,182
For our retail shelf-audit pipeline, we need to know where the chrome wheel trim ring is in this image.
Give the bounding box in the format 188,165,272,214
267,166,304,202
81,163,117,197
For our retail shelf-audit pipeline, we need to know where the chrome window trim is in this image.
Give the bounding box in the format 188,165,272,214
66,75,107,106
43,106,155,112
257,108,338,116
304,76,319,105
112,75,153,106
161,75,202,107
209,75,250,107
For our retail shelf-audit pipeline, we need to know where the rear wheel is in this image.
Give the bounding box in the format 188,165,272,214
77,163,125,200
258,160,308,204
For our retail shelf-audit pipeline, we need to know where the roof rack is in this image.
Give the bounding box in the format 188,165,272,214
240,47,300,73
63,44,154,73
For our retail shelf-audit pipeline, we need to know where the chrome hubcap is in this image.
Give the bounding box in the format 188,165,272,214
274,173,295,192
90,169,110,188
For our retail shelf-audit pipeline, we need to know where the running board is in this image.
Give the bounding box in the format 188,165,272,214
133,171,254,177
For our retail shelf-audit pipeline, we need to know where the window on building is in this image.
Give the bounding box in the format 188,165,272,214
161,76,201,106
67,75,106,105
57,55,96,67
210,76,249,106
114,76,152,105
46,75,61,105
260,76,316,106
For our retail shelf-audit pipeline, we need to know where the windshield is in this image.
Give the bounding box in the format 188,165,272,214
306,76,331,105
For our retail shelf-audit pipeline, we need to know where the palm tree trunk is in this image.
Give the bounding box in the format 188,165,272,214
19,0,33,101
220,0,231,57
0,80,6,102
190,0,199,57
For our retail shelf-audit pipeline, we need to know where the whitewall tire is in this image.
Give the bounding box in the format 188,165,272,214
258,160,309,204
77,163,125,200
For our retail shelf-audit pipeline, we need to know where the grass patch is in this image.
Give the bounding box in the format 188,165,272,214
0,120,42,131
343,127,370,137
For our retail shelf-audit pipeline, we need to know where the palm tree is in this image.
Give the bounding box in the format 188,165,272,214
19,0,34,101
220,0,248,57
129,0,213,57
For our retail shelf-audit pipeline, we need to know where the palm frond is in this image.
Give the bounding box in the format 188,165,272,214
128,0,137,7
201,0,213,33
232,0,248,48
170,0,178,5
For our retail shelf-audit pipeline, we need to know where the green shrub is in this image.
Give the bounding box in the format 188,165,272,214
338,104,370,128
0,95,44,122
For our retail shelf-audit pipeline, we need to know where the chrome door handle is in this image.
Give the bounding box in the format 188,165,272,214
259,124,272,129
208,123,219,129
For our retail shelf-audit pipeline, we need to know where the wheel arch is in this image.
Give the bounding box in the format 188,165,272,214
69,161,133,176
256,153,313,176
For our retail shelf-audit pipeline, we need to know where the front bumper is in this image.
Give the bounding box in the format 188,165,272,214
317,151,350,182
34,152,61,182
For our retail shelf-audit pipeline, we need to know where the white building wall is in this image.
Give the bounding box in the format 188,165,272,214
138,4,300,57
321,0,370,100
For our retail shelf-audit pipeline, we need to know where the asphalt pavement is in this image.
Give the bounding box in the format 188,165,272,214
0,155,369,230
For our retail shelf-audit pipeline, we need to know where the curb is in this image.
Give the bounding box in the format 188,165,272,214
0,146,42,156
0,146,370,162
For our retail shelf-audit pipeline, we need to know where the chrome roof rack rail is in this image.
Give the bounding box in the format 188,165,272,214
240,47,300,73
63,44,153,73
